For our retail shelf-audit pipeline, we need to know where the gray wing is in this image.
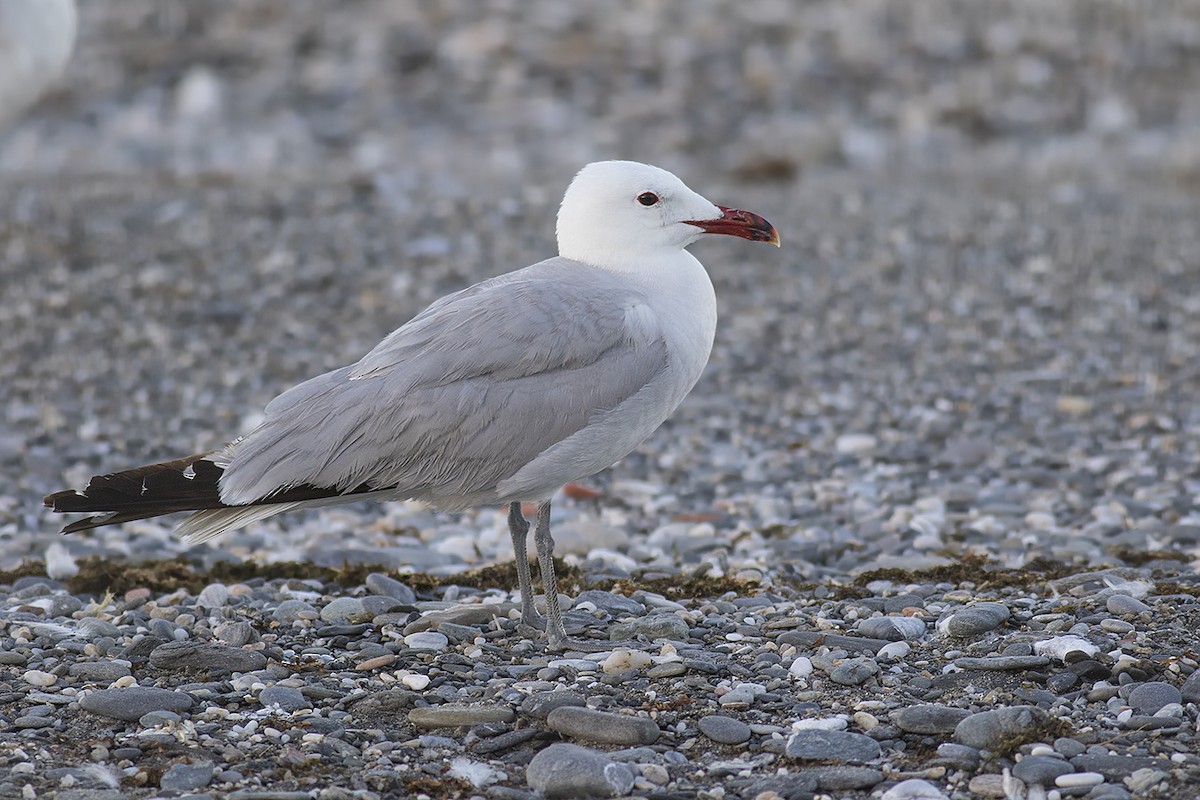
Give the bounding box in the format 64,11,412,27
217,258,669,507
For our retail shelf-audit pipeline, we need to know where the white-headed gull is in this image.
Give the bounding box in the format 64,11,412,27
47,160,780,649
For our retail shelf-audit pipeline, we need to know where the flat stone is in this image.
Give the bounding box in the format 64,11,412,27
890,704,972,734
196,583,230,608
259,685,310,712
801,765,885,791
13,715,55,729
697,715,752,745
609,613,690,641
1070,755,1167,780
160,761,215,791
968,774,1008,798
1012,754,1074,786
519,690,587,720
79,687,194,722
1105,595,1150,615
149,642,268,675
954,655,1050,670
403,631,449,650
856,616,926,641
785,729,880,763
408,704,516,729
526,743,634,798
942,603,1010,636
954,706,1048,751
546,706,660,745
214,621,258,647
829,656,880,685
365,572,417,603
68,661,132,682
1126,681,1182,714
775,630,892,654
403,604,511,634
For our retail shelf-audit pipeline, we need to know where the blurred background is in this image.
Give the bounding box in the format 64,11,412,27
2,1,1198,575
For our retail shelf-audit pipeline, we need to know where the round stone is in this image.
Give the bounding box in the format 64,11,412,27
526,743,634,798
1012,754,1074,786
953,706,1048,751
785,730,880,763
941,603,1010,637
697,715,752,745
403,631,449,650
890,704,972,735
1126,682,1182,714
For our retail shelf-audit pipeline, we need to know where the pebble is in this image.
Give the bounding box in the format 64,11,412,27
1012,754,1074,785
526,743,634,798
148,642,268,675
319,598,371,623
890,704,972,734
1105,595,1151,615
259,686,310,712
803,765,884,791
79,687,194,722
161,761,215,791
829,656,880,685
408,704,516,729
1056,771,1104,788
857,616,926,641
546,706,660,745
520,690,587,720
608,614,690,641
1125,681,1182,714
881,778,948,799
403,631,449,650
697,715,752,745
23,670,57,687
954,706,1048,750
68,662,132,682
940,603,1011,636
785,730,881,763
365,572,417,603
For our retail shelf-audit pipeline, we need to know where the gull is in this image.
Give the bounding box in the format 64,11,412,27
45,160,780,649
0,0,77,128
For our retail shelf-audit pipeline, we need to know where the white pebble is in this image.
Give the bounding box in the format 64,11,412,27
1034,635,1099,661
23,670,56,687
401,673,431,690
1055,772,1104,788
788,656,813,678
403,632,449,650
600,648,652,674
835,433,877,454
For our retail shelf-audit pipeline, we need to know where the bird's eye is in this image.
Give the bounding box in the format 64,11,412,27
637,192,660,206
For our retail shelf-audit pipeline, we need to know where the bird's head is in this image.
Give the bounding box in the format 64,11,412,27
556,160,779,268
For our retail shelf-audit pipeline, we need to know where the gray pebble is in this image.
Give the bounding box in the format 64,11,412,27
934,743,980,770
954,655,1050,670
403,631,449,650
1070,754,1168,780
13,715,55,729
954,706,1048,750
260,686,310,712
0,651,28,665
365,573,417,603
697,715,752,745
609,613,690,641
196,583,230,608
68,661,132,682
408,704,516,729
647,661,687,678
574,589,645,617
1105,595,1151,615
160,761,214,791
829,656,880,685
1126,681,1182,714
1012,754,1074,786
1181,669,1200,704
546,706,660,745
273,599,319,622
77,618,122,639
79,687,194,722
149,642,268,675
1054,737,1087,758
519,690,587,720
890,704,972,734
801,765,885,791
320,597,371,623
214,621,258,647
857,616,926,641
526,742,634,799
943,603,1011,636
785,730,881,763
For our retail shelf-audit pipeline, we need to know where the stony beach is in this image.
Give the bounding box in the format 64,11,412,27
1,2,1199,799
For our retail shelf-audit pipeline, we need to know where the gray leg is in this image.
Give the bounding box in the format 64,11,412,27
533,500,569,648
507,502,539,627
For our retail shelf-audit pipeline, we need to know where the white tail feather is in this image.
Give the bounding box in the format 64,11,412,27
176,489,397,544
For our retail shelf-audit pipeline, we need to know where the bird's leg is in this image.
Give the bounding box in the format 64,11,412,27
507,501,540,628
533,500,570,648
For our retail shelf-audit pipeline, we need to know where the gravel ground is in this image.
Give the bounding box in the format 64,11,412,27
1,2,1199,799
